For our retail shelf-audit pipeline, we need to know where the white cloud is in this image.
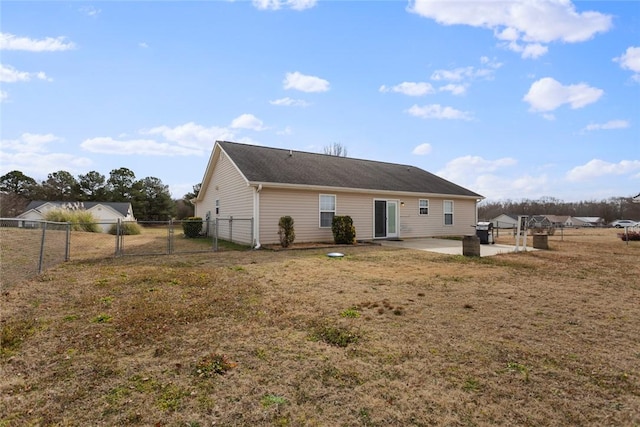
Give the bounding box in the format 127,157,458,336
0,32,76,51
0,133,92,177
435,155,547,200
505,41,549,59
81,137,201,156
379,82,435,96
144,122,235,150
0,64,52,83
408,0,612,59
438,155,517,181
269,97,310,107
429,58,501,94
583,120,630,132
230,114,266,131
0,90,7,103
566,159,640,182
0,151,92,178
406,104,473,120
1,133,61,153
139,42,149,48
614,46,640,81
277,126,293,136
439,84,467,95
523,77,603,112
412,143,432,155
283,71,330,93
79,6,101,17
252,0,317,10
431,66,474,82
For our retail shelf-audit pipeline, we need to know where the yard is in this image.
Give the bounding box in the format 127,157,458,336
1,229,639,426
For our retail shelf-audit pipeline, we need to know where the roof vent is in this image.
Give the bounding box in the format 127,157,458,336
289,149,293,157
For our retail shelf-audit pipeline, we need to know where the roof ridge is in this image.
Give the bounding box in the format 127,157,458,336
217,140,420,169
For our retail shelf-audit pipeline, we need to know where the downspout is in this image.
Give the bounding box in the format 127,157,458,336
253,184,262,249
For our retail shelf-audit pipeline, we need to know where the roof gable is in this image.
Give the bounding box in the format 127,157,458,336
217,141,482,198
23,201,133,217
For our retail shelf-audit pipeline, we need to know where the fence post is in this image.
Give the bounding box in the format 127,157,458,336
251,217,254,248
38,221,47,274
65,222,71,261
229,216,233,243
115,218,121,256
168,219,174,254
214,219,219,252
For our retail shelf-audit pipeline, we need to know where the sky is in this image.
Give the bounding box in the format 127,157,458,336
1,0,639,202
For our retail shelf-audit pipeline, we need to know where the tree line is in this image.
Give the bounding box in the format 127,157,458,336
0,169,199,221
478,196,640,224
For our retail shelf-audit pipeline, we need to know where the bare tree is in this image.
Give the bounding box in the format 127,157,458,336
323,142,348,157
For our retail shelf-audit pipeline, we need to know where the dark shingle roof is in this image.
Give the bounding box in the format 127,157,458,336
218,141,482,198
24,201,132,217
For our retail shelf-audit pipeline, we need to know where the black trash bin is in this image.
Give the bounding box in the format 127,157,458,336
476,222,494,244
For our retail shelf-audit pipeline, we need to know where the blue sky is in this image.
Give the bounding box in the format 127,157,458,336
1,0,639,202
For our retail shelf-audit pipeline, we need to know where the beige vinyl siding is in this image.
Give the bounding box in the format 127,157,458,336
259,189,478,244
260,189,378,244
399,197,477,237
196,151,254,243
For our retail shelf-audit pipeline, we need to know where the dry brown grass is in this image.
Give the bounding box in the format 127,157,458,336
1,229,639,426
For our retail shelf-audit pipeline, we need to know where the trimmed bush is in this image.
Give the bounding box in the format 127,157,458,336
108,222,141,235
332,215,356,244
44,209,100,233
278,216,296,248
182,217,203,238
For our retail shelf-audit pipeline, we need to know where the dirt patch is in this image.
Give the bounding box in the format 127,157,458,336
1,229,639,426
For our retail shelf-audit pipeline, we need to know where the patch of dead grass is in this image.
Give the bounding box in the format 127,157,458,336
1,229,639,425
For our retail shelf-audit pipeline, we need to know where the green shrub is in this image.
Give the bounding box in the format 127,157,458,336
278,216,296,248
182,217,203,238
332,215,356,244
44,209,100,232
310,322,359,347
108,222,141,235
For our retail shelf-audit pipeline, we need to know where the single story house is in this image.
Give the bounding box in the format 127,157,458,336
489,213,519,229
527,215,553,229
544,215,573,228
18,201,136,232
572,216,605,227
194,141,484,246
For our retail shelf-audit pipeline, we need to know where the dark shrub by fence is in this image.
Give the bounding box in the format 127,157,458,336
182,217,203,238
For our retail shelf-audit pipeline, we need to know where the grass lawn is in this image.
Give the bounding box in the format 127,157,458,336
1,229,639,426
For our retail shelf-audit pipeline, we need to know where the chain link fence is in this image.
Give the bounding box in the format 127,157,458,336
115,218,254,256
1,217,255,286
1,218,70,286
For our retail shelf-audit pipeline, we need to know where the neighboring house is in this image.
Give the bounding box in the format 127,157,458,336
572,216,605,227
18,201,136,232
527,215,553,229
545,215,573,228
490,213,519,229
194,141,484,246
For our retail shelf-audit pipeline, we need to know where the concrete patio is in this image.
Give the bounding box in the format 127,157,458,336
379,237,534,257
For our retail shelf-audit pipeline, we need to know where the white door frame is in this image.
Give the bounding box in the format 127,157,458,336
373,199,399,239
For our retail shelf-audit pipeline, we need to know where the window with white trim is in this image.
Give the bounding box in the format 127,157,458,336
419,199,429,215
444,200,453,225
319,194,336,228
